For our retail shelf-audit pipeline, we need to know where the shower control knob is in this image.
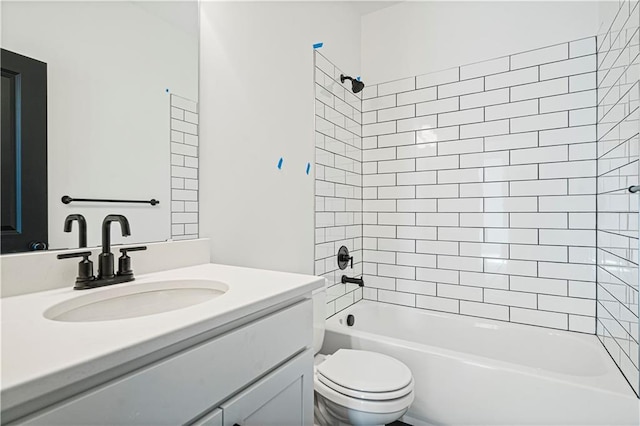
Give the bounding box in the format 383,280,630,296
337,245,353,270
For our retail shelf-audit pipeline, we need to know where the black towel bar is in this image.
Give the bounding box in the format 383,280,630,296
61,195,159,206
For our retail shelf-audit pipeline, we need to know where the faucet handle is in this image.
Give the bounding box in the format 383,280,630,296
117,246,147,278
57,251,95,289
119,246,147,254
57,250,92,259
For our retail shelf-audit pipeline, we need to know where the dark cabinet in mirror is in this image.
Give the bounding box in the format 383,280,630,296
1,49,48,254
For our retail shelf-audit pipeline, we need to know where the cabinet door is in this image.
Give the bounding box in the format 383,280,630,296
221,349,313,426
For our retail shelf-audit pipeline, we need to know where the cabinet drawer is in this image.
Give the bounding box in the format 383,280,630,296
18,299,312,425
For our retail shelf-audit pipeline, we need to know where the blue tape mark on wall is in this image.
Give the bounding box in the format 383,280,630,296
306,163,311,175
277,157,283,170
313,42,323,49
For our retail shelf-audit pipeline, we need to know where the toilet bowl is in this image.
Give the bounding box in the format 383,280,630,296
313,288,414,425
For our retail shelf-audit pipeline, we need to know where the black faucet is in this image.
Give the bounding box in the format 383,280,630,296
64,214,87,248
98,214,131,280
57,214,146,290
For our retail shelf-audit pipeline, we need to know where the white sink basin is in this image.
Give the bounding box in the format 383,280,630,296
44,279,228,322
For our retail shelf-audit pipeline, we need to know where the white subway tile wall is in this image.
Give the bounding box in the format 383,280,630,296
361,38,599,334
170,94,199,240
315,34,640,398
596,0,640,397
315,52,363,317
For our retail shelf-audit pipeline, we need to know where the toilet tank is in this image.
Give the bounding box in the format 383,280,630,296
312,284,326,354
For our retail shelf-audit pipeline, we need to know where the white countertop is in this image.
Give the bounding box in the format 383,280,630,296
1,263,325,413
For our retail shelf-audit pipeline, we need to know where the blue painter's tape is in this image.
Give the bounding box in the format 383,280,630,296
306,163,311,175
277,157,283,170
313,42,323,49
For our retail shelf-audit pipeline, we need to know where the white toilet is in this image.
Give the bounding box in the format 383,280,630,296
312,288,415,425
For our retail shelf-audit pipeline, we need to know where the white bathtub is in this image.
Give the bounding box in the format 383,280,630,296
322,300,640,426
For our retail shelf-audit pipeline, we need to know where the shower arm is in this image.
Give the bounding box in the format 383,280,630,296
340,74,355,83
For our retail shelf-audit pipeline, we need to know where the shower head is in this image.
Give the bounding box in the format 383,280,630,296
340,74,365,94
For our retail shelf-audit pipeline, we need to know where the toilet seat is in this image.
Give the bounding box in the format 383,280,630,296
314,349,415,414
314,374,414,414
317,374,414,401
316,349,413,393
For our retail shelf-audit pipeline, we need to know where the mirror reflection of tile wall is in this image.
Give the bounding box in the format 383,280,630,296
170,95,199,240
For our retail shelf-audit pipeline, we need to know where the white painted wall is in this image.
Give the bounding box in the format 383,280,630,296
597,1,625,34
361,1,602,84
2,1,198,249
199,1,361,275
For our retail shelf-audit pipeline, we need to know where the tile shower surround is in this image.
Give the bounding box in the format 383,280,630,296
359,39,599,334
170,94,199,241
315,38,605,330
314,52,364,317
596,0,640,396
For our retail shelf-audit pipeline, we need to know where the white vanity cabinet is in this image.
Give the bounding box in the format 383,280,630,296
13,299,314,426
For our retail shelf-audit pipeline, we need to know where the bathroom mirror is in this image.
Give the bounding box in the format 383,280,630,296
0,1,199,253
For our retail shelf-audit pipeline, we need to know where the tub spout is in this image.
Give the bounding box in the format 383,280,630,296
341,275,364,287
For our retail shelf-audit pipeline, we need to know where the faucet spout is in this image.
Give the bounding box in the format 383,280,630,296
101,214,131,254
341,275,365,287
98,215,130,279
64,214,87,248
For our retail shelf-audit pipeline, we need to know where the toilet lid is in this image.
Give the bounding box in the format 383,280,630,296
316,349,412,393
317,374,414,401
